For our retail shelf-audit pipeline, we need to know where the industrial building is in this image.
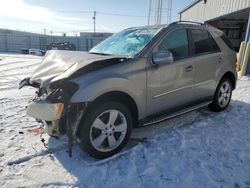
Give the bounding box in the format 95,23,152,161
179,0,250,51
180,0,250,75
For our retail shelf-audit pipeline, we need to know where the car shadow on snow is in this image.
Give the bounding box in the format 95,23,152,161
47,99,250,186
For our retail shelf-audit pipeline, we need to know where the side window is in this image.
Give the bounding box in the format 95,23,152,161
158,29,189,61
219,32,235,51
191,29,210,54
191,29,220,55
208,33,221,52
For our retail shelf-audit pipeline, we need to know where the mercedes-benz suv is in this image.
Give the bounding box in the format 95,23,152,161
20,21,237,159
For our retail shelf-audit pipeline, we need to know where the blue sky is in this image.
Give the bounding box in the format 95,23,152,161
0,0,193,35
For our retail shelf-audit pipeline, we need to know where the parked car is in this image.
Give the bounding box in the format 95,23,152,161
21,48,29,54
19,21,237,159
47,42,76,51
29,49,46,56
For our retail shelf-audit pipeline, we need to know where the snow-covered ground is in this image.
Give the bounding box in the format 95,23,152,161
0,54,250,188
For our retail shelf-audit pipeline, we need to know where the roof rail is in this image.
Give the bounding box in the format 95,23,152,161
170,21,204,26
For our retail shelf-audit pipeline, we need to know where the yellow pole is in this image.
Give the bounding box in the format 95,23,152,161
240,41,250,76
236,42,245,72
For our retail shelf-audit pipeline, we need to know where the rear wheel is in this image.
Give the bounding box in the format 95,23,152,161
209,78,233,112
80,102,132,159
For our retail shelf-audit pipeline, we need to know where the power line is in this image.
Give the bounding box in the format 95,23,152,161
98,11,147,18
55,10,93,13
54,10,148,18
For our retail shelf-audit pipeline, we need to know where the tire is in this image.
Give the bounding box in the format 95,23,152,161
209,77,233,112
79,101,133,159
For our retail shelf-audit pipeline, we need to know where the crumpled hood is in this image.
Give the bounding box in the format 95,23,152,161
30,50,124,85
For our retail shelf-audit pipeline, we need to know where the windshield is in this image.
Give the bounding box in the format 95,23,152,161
90,27,162,57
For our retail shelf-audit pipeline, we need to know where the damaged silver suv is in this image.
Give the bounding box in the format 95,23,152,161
20,21,237,159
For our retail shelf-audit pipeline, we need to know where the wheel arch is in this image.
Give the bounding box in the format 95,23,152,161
211,71,236,102
92,91,138,125
221,71,236,90
80,91,139,131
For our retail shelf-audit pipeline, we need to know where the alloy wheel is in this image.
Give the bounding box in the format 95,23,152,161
218,81,231,108
90,109,127,152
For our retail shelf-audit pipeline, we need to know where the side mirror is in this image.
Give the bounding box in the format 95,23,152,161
152,51,174,66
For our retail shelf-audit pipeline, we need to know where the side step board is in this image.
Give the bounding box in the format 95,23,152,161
142,101,211,126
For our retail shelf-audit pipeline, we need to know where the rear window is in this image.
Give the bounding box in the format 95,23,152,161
220,33,235,51
190,29,220,55
209,33,221,52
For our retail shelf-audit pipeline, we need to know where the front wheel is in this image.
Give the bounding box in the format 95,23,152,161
80,102,133,159
209,78,233,112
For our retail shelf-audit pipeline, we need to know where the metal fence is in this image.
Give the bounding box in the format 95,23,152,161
0,34,107,53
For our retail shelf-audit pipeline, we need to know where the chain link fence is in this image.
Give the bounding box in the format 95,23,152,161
0,34,107,53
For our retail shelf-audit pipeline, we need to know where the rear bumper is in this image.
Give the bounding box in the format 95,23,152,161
26,99,64,121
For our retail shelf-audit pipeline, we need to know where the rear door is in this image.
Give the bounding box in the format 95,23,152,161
188,28,223,100
146,28,195,115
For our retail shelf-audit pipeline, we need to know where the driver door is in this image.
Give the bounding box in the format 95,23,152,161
146,28,195,115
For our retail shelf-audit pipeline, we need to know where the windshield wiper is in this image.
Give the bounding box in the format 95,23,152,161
89,51,132,59
89,52,112,56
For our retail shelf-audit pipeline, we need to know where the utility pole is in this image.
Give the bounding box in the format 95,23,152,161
43,28,46,35
158,0,163,25
167,0,172,24
156,0,159,25
93,11,96,36
147,0,152,25
153,0,172,25
155,0,163,25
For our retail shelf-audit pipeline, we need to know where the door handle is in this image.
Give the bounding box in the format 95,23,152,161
218,57,223,63
185,65,193,72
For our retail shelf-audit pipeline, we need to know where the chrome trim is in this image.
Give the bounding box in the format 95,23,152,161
153,80,214,99
153,84,192,99
194,80,214,88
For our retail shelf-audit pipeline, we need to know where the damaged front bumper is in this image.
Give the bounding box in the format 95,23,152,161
26,98,64,137
27,100,64,121
22,81,87,157
26,86,86,134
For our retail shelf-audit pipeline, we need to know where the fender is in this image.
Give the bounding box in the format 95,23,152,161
70,75,146,119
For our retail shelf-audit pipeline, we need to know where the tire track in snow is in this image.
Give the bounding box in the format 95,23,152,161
3,71,34,77
0,55,42,60
0,97,32,108
7,144,67,166
0,60,38,67
0,62,40,72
